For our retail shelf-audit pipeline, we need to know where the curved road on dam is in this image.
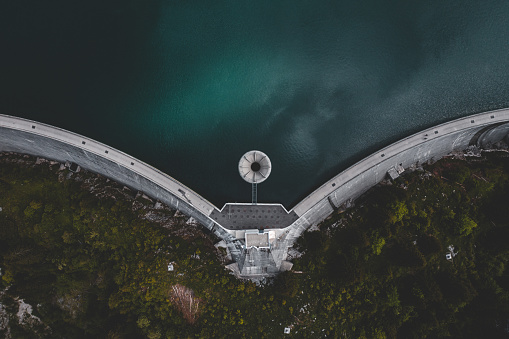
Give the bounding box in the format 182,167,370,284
293,108,509,216
0,114,217,218
2,109,509,239
284,108,509,244
2,110,509,277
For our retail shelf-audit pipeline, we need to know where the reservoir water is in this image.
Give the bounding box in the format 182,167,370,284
2,1,509,208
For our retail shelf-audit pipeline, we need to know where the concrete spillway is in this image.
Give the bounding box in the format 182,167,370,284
2,109,509,278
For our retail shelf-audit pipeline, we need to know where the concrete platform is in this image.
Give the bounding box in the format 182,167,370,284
209,203,299,230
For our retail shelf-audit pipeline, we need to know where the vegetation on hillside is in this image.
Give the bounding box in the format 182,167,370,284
1,151,509,338
291,152,509,338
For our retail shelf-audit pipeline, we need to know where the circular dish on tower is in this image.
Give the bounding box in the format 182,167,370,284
238,150,272,184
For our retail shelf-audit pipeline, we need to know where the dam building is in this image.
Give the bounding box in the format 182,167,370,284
1,109,509,278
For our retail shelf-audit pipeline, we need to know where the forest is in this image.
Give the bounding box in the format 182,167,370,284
1,151,509,338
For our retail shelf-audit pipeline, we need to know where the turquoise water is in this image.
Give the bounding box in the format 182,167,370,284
2,1,509,207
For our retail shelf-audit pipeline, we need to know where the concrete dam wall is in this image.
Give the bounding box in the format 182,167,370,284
0,114,237,243
2,110,509,277
285,109,509,244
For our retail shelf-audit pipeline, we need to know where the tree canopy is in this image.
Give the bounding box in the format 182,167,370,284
1,151,509,338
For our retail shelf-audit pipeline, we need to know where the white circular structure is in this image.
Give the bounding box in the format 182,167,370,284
238,150,272,184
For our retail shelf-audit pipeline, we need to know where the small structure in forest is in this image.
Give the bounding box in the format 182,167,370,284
65,161,80,173
446,245,458,261
387,164,405,180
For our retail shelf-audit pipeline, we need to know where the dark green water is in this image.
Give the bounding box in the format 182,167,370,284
2,1,509,208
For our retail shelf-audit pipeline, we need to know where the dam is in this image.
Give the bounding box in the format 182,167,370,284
1,109,509,278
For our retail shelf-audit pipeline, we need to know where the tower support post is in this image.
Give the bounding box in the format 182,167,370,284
252,183,257,205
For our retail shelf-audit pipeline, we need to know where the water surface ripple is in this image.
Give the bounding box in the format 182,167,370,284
2,1,509,207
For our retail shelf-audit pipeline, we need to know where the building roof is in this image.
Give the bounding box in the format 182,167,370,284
245,231,270,248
